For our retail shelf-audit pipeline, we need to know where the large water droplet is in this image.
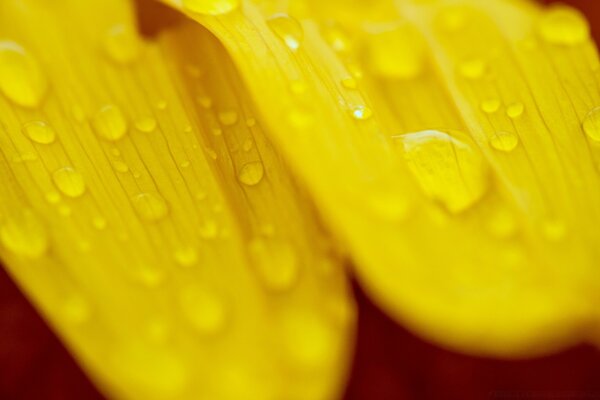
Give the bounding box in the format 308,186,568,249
538,6,589,46
22,121,56,144
92,104,128,141
103,24,140,64
489,131,519,152
366,22,425,79
583,106,600,142
238,161,265,186
0,209,48,258
182,0,239,15
249,238,299,291
395,130,489,213
0,41,47,107
179,285,227,335
53,167,86,198
132,193,168,222
267,14,304,51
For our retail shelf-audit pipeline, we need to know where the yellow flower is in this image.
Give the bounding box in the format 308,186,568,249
0,0,599,399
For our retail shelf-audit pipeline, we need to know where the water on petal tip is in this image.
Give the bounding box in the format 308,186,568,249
103,24,140,64
132,192,169,222
0,41,47,107
489,131,519,152
238,161,265,186
179,285,227,335
583,106,600,142
53,167,86,198
0,209,48,258
182,0,239,16
395,130,489,213
22,121,56,144
267,14,304,51
537,6,589,46
92,104,128,141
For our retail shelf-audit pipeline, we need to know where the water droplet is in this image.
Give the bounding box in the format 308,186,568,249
136,267,165,288
45,191,61,204
212,128,223,136
22,121,56,144
267,14,304,51
156,100,167,110
197,96,213,109
242,138,253,152
583,106,600,142
458,58,487,80
249,238,299,291
180,160,191,168
103,24,140,64
0,209,48,258
112,160,129,173
290,80,307,95
487,207,517,238
480,99,500,114
132,193,168,222
437,7,469,32
53,167,86,198
506,102,525,119
92,104,128,141
135,116,157,132
489,131,519,152
367,190,411,222
395,130,489,213
61,294,90,324
351,105,372,120
366,22,425,79
538,6,589,46
341,77,357,89
238,161,265,186
92,216,107,230
282,312,334,369
0,41,47,107
199,220,218,238
174,247,198,267
245,117,256,127
179,285,227,335
183,0,239,15
542,219,566,241
218,110,238,126
323,24,352,53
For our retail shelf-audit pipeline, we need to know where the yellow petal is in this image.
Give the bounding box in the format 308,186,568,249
160,0,600,356
0,0,354,399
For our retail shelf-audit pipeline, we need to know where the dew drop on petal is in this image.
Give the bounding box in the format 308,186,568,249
238,161,265,186
489,131,519,152
53,167,86,198
0,209,48,258
249,238,299,292
179,285,227,335
183,0,239,15
282,312,335,369
92,104,128,141
395,130,489,213
267,14,304,51
22,121,56,144
506,102,525,119
458,58,487,80
341,77,358,89
480,99,501,114
103,24,140,64
218,110,239,126
135,116,157,132
132,193,168,222
538,6,589,46
583,106,600,142
174,247,198,267
0,41,47,107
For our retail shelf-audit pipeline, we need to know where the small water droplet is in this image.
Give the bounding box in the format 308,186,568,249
0,41,47,107
506,102,525,119
92,216,107,230
341,77,357,89
290,80,307,95
92,104,128,141
136,267,165,288
238,161,265,186
0,209,48,258
45,191,61,204
366,22,425,79
249,238,299,291
395,130,489,213
212,128,223,136
542,219,566,241
112,160,129,173
174,247,198,267
480,99,500,114
437,7,469,32
351,105,372,120
218,110,238,126
458,58,487,80
489,131,519,152
61,295,91,324
583,106,600,142
183,0,239,15
103,24,140,64
53,167,86,198
180,160,191,168
156,100,167,110
197,96,213,109
179,285,227,335
538,6,589,46
132,193,168,222
242,138,253,152
267,14,304,51
282,312,334,369
199,220,218,238
135,116,157,132
487,207,517,238
22,121,56,144
245,117,256,127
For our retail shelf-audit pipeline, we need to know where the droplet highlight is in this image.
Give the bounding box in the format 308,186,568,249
267,14,304,51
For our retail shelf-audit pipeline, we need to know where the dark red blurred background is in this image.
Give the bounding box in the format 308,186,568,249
2,1,600,399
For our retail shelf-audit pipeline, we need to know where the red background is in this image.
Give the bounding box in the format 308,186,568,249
1,1,600,399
